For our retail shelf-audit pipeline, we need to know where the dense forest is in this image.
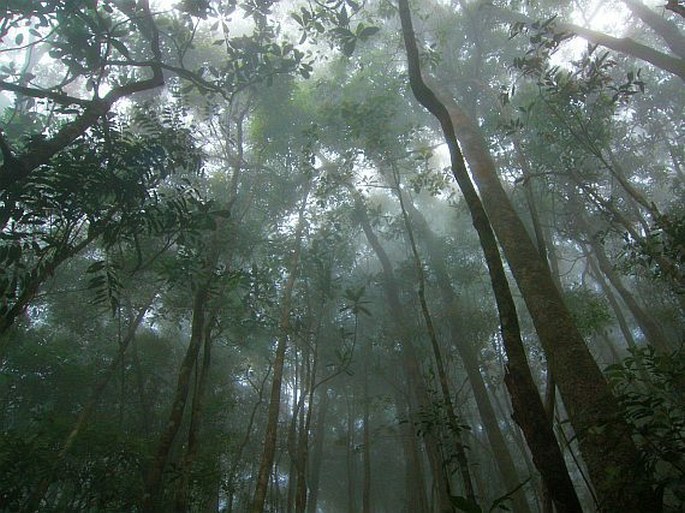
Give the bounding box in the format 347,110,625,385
0,0,683,512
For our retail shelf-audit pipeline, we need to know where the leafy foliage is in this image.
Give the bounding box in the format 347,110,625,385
0,106,208,329
563,284,612,337
620,211,685,292
0,0,682,512
607,347,685,511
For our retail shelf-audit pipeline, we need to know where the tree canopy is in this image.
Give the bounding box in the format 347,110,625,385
0,1,683,512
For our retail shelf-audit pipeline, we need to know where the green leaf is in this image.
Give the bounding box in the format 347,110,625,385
338,6,349,26
111,39,130,58
290,13,303,26
342,38,356,57
15,33,24,45
86,260,107,273
357,25,380,39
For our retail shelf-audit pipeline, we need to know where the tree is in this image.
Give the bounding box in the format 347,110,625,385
397,0,657,511
1,0,682,512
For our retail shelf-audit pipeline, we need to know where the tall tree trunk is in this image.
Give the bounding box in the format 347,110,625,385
362,336,372,513
516,141,565,513
132,335,152,436
143,285,211,513
306,388,330,513
226,366,272,513
402,195,531,509
294,346,313,513
346,395,357,513
175,320,215,513
393,387,430,513
250,182,311,513
397,2,644,512
352,190,456,513
286,355,302,513
392,166,477,503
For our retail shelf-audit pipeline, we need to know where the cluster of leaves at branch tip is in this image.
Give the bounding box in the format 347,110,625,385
619,211,685,290
499,32,647,138
341,285,372,317
606,346,685,508
290,0,380,57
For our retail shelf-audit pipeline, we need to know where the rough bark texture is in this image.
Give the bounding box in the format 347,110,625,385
439,81,657,513
397,1,657,511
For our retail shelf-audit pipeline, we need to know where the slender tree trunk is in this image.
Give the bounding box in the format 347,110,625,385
306,388,330,513
226,366,272,513
587,254,640,351
132,336,152,436
294,348,313,513
362,336,372,513
175,319,215,513
143,285,211,513
402,195,531,510
398,3,640,512
585,236,673,353
351,190,456,513
250,182,311,513
286,357,302,513
393,387,430,513
576,182,685,291
346,395,357,513
393,167,477,503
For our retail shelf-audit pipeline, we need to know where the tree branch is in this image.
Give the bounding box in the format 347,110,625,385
566,22,685,80
0,0,165,194
0,81,93,107
622,0,685,59
483,3,685,80
665,0,685,19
